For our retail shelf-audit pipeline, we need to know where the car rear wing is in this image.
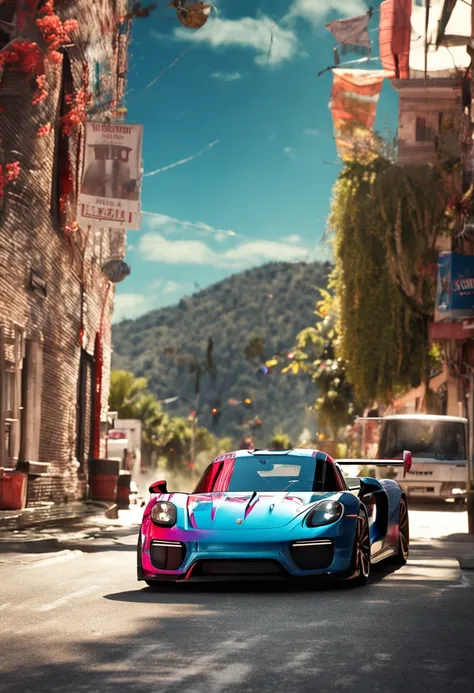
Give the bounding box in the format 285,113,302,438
336,450,412,478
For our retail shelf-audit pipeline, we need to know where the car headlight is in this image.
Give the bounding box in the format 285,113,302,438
306,501,343,527
151,501,177,527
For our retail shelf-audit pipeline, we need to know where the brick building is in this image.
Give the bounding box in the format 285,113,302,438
0,1,130,508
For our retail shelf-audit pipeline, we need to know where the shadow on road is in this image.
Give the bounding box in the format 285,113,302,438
103,560,406,603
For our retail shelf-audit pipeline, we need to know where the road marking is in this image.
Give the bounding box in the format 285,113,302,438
23,550,84,569
37,585,99,612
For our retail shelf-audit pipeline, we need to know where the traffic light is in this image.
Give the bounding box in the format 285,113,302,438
243,397,253,408
287,352,295,360
211,406,221,426
252,417,262,429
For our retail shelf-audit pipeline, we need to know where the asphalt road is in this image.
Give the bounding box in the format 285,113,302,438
0,505,473,693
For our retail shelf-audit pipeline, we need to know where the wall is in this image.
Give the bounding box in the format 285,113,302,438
393,78,462,166
0,1,129,506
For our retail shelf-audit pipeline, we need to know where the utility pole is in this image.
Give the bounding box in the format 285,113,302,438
424,1,430,79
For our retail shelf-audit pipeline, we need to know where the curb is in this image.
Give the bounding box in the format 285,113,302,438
0,537,60,554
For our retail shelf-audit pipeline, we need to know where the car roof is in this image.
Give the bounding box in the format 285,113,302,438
381,414,468,424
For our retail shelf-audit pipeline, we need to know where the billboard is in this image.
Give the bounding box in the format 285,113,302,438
436,252,474,320
78,121,143,231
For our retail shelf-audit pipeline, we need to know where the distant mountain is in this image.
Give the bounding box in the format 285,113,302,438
112,261,331,443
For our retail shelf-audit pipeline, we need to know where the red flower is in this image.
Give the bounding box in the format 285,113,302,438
0,161,21,200
37,123,53,137
5,162,20,182
32,74,48,105
36,1,79,63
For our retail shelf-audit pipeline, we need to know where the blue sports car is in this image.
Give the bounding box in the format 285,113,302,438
137,448,411,587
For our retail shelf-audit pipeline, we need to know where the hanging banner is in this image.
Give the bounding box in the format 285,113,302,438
329,69,390,158
379,0,411,80
326,13,370,56
78,122,143,231
437,252,474,320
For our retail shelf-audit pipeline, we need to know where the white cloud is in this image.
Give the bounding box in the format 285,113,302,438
140,234,218,265
163,280,184,295
174,16,299,66
211,71,242,81
138,233,328,268
223,240,310,264
142,211,237,240
150,279,184,294
285,0,367,26
283,146,297,161
113,294,151,323
304,128,321,137
281,234,302,244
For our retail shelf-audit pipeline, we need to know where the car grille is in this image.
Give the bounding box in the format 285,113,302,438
290,539,334,570
192,560,284,577
150,540,186,571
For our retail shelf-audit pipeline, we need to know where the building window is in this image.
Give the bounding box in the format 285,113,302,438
416,117,432,142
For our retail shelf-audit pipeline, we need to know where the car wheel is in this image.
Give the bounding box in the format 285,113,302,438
392,498,409,566
137,533,143,576
348,510,371,586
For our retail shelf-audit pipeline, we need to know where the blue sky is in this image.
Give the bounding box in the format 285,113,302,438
115,0,398,322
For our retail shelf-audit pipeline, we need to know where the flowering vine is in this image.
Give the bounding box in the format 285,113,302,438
0,40,44,76
61,65,91,135
0,162,21,202
36,0,79,66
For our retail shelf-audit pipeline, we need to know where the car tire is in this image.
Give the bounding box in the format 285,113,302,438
392,498,409,566
347,510,371,587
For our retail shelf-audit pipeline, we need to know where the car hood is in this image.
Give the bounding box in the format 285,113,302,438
185,491,339,530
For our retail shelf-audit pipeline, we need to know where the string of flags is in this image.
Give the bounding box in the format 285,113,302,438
322,2,412,158
326,10,373,66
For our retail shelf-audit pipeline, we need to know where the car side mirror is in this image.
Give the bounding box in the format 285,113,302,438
149,479,168,495
359,477,384,494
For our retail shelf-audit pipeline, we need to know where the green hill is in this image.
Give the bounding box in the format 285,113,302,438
112,261,331,443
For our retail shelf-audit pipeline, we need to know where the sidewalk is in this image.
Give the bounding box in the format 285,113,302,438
0,504,143,554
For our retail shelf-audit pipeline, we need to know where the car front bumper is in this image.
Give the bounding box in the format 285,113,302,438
138,518,357,582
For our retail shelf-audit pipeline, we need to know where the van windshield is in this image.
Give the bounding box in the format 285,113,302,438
379,421,466,461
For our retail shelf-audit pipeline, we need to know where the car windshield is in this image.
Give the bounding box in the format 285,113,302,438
194,455,340,493
378,421,466,461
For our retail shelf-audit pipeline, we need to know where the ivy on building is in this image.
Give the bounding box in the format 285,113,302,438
329,156,453,404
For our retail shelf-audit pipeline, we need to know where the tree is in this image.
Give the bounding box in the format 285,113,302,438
261,291,359,440
244,335,265,364
270,430,292,450
109,370,148,418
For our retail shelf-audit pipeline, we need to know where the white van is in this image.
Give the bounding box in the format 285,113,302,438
372,414,468,502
